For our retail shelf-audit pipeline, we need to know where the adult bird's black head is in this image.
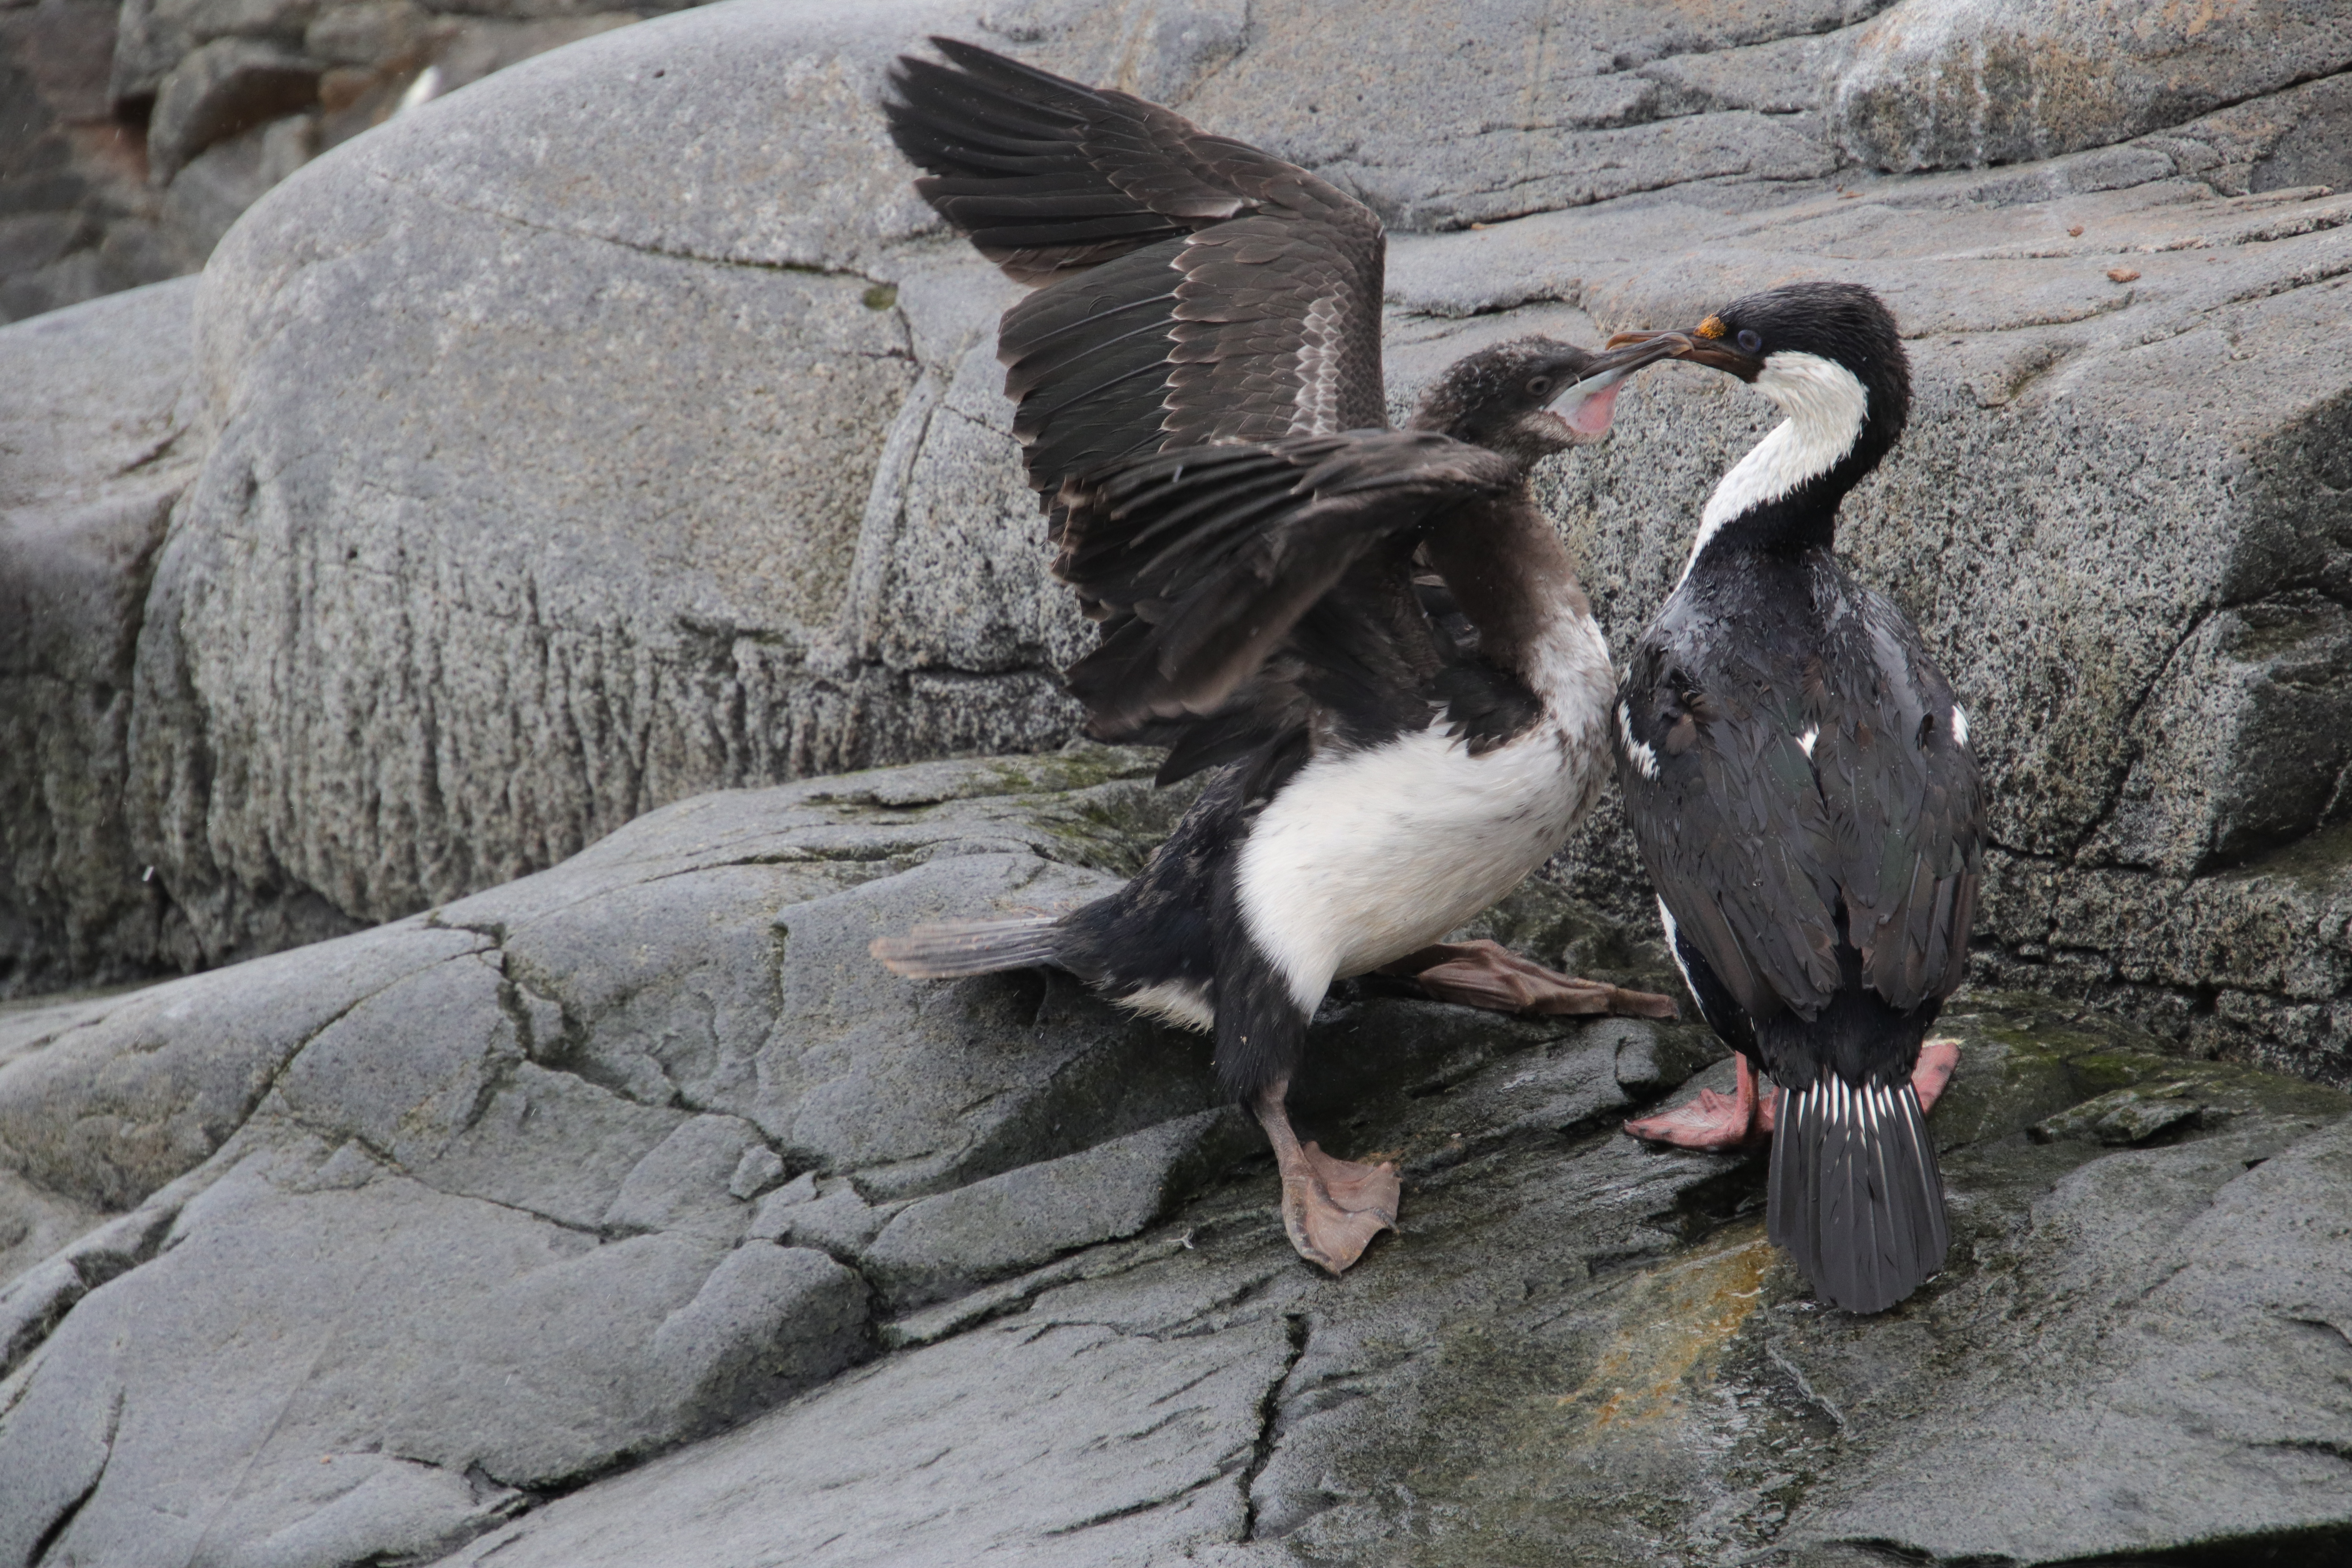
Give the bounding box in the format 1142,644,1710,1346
1607,282,1911,568
1408,335,1682,469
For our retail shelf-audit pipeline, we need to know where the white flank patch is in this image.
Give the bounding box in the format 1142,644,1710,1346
1798,726,1818,758
1951,705,1969,747
1618,702,1659,780
1679,350,1869,586
1120,980,1214,1034
1237,609,1615,1012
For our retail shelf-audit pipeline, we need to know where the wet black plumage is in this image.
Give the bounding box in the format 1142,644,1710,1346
1614,283,1985,1314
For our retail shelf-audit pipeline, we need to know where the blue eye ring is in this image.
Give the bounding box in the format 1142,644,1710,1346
1736,328,1764,355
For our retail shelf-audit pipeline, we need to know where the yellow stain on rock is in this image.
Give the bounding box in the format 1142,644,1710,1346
1557,1227,1774,1431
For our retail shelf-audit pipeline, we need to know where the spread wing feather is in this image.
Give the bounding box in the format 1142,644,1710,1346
1617,570,1982,1023
886,39,1387,510
1053,431,1516,744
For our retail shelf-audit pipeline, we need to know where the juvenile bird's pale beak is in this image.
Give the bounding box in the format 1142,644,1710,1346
1548,333,1688,436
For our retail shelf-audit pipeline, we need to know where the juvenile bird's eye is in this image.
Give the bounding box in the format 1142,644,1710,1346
1526,376,1552,397
1737,328,1763,355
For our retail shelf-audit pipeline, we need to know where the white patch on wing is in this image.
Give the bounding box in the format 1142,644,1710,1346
1798,726,1818,758
1951,705,1969,747
1618,702,1659,780
1237,605,1615,1013
1289,291,1347,436
1657,897,1698,1006
1680,350,1869,585
1119,980,1214,1033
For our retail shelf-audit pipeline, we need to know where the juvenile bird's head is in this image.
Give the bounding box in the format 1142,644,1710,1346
1408,334,1682,465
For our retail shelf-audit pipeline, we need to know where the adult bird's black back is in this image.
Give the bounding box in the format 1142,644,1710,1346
1607,283,1985,1314
872,39,1682,1276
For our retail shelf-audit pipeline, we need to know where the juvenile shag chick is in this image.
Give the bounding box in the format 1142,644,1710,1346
1606,283,1985,1314
870,39,1679,1274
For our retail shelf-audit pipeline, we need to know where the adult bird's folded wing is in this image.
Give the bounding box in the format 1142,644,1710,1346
1053,431,1516,741
1617,635,1847,1024
885,39,1388,508
1813,591,1986,1012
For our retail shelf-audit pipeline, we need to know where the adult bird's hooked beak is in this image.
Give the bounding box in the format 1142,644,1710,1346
1605,322,1762,381
1547,332,1690,436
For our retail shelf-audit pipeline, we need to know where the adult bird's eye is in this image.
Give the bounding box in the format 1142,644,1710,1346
1737,328,1763,355
1526,376,1552,397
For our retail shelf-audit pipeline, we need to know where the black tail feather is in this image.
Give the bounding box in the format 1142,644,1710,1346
870,915,1063,979
1768,1075,1947,1314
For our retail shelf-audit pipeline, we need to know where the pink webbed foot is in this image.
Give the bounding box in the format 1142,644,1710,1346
1394,939,1679,1020
1624,1053,1777,1151
1254,1082,1399,1275
1913,1036,1960,1114
1281,1142,1402,1275
1622,1038,1961,1152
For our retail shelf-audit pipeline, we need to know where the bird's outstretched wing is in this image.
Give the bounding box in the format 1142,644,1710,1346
1617,573,1982,1024
885,39,1388,507
1052,431,1518,768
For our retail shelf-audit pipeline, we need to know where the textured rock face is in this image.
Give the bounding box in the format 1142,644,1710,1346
2,753,2347,1566
0,278,202,996
1832,0,2352,173
5,0,2351,1089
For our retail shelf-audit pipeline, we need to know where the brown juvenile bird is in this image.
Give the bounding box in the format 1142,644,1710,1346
871,39,1678,1274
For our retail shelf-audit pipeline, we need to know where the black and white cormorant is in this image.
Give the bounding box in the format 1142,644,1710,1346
869,39,1679,1274
1606,283,1985,1314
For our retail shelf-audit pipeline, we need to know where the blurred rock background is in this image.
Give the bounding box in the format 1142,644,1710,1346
1,0,710,323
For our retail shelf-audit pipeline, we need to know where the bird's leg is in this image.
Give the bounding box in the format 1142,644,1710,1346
1391,938,1679,1020
1254,1080,1399,1276
1624,1037,1962,1151
1913,1036,1960,1114
1623,1052,1776,1150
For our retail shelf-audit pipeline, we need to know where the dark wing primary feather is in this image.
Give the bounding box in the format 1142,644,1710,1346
1053,430,1516,747
1615,569,1982,1026
886,37,1261,282
885,39,1387,508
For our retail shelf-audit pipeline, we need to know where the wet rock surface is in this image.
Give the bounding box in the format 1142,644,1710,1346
1,752,2348,1566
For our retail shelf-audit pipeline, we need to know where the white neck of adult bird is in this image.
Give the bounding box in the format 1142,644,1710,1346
1681,350,1869,584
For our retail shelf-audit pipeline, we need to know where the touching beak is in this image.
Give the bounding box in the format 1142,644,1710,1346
1546,333,1688,436
1604,326,1762,380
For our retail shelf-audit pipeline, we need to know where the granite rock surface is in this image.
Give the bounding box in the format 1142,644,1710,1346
0,277,202,997
4,1,2351,1083
2,751,2347,1566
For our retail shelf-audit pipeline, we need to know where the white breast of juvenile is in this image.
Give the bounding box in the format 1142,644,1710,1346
1234,606,1616,1014
1679,350,1867,586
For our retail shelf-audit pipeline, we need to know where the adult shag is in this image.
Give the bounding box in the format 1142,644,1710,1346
867,40,1681,1274
1608,283,1984,1314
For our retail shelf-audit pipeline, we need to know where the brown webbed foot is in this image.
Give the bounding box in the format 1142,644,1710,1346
1393,938,1679,1020
1624,1052,1775,1151
1255,1082,1399,1275
1914,1036,1960,1114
